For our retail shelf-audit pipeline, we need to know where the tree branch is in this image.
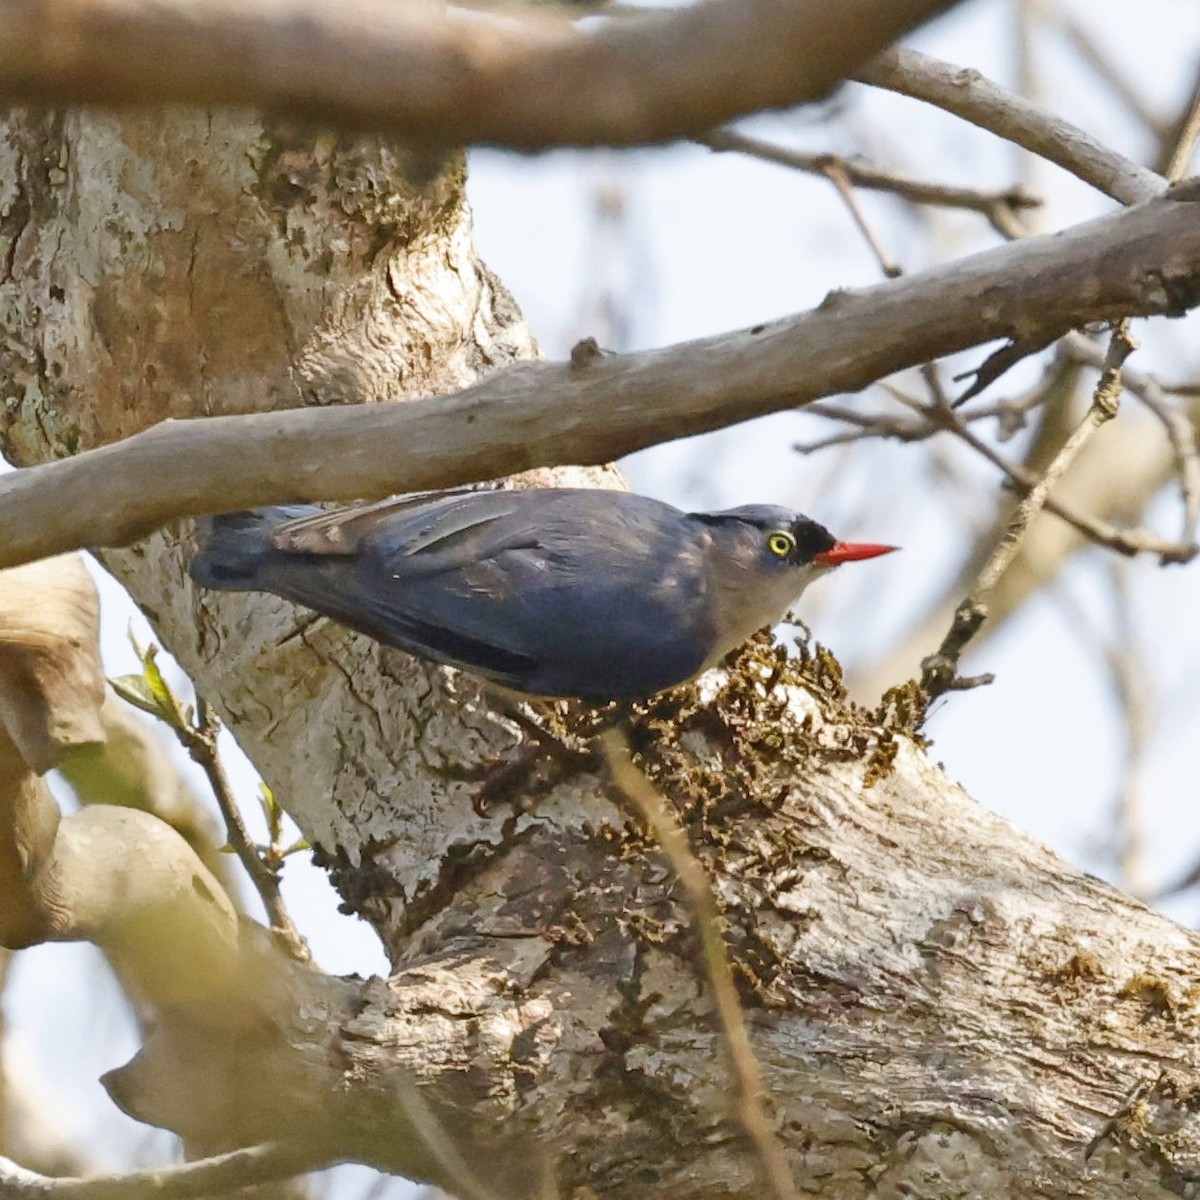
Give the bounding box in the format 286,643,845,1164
0,0,963,149
920,322,1134,699
179,699,310,963
858,47,1167,205
1164,71,1200,182
0,186,1198,569
796,349,1199,564
0,557,105,774
0,1143,329,1200
1059,332,1200,548
699,127,1041,220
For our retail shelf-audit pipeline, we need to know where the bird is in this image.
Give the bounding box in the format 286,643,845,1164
189,487,896,702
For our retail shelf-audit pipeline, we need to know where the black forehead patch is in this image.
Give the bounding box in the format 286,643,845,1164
790,516,836,558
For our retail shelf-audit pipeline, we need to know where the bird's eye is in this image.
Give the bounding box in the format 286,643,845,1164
767,530,795,558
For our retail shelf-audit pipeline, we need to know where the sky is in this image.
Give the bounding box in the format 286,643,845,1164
4,0,1200,1195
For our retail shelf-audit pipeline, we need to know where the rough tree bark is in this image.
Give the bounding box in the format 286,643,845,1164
4,105,1200,1199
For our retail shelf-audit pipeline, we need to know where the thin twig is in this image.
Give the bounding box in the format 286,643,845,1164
602,731,803,1200
1012,0,1041,200
1045,570,1155,900
794,398,934,451
1103,570,1153,901
180,699,310,963
1059,332,1200,549
1163,70,1200,182
387,1072,512,1200
933,399,1197,563
0,1142,329,1200
984,198,1032,240
957,356,1081,438
1163,381,1200,399
919,323,1137,700
699,127,1040,218
803,401,893,428
792,425,881,454
797,356,1198,564
821,160,902,277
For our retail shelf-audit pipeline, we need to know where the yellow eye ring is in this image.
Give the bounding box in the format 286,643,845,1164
767,530,795,558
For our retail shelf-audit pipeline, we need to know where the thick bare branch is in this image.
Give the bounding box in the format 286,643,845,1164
0,557,105,773
0,0,962,149
0,185,1197,569
858,47,1167,205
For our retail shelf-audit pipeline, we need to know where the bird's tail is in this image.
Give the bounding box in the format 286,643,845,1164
190,508,307,590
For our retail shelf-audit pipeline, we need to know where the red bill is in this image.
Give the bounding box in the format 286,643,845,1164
813,542,899,567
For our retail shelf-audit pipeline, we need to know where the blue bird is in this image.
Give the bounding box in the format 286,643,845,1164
189,488,895,702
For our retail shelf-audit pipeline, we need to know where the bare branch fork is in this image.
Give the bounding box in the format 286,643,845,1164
0,185,1198,572
698,127,1042,228
706,42,1161,234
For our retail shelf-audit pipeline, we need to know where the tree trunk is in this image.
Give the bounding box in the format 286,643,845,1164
3,107,1200,1198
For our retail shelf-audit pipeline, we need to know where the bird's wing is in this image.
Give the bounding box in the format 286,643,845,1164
268,487,511,556
358,498,707,687
265,491,570,684
316,579,542,686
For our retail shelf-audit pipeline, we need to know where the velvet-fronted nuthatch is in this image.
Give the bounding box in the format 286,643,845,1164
189,487,896,701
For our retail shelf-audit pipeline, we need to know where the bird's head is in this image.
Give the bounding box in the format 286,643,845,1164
696,504,895,572
690,504,897,660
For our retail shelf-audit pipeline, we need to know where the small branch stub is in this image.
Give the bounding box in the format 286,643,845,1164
570,337,608,369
